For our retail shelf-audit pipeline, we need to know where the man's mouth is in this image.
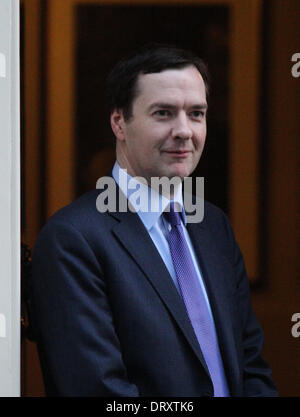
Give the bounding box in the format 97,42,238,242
162,150,192,157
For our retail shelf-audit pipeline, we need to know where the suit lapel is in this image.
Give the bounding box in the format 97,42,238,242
187,220,241,395
109,207,211,378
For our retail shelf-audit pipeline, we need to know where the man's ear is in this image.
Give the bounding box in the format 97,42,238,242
110,109,126,141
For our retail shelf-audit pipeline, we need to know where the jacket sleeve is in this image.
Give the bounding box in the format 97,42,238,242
31,219,139,397
223,214,278,397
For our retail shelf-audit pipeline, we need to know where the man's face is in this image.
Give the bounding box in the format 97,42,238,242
112,65,207,182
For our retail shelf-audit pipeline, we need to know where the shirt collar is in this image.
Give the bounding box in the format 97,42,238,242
112,161,186,230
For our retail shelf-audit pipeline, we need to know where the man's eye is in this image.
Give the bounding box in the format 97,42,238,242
190,110,205,119
154,110,171,117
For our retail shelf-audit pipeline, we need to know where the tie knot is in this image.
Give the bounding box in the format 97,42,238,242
164,202,182,226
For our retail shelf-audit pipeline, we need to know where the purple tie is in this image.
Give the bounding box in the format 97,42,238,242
164,202,229,397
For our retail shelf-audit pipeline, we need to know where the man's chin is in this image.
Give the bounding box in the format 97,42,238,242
147,164,193,181
166,166,193,179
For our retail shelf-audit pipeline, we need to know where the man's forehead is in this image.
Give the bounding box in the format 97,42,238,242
135,66,206,101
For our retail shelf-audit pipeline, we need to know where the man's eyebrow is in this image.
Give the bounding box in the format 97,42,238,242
190,103,208,110
148,102,176,111
148,102,208,110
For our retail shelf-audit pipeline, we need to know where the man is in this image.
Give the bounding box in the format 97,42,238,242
31,45,278,397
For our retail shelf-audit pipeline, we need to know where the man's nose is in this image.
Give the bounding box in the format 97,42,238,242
171,113,192,140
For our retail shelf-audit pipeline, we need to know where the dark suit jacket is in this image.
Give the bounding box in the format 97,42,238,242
31,187,278,397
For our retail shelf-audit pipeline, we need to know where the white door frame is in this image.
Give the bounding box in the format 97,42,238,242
0,0,20,397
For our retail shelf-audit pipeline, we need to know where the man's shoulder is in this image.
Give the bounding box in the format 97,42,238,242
200,200,235,244
42,189,112,236
202,200,229,225
50,188,98,217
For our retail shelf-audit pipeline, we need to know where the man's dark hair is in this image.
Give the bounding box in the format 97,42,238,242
107,43,210,120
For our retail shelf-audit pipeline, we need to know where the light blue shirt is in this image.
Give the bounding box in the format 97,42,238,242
112,161,214,320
